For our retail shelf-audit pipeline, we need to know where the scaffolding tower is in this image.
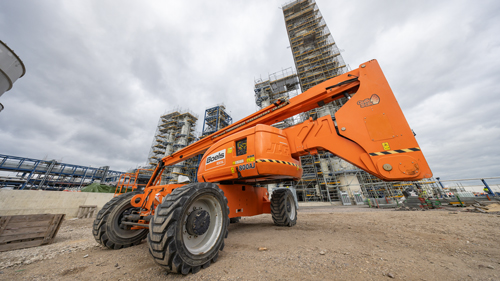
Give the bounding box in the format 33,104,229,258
254,68,301,129
201,104,233,137
187,104,234,182
283,0,347,92
280,0,350,202
146,108,199,184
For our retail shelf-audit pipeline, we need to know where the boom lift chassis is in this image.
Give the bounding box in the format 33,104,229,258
93,60,432,274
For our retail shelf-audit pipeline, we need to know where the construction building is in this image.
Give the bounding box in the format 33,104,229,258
201,104,233,137
0,154,122,190
254,68,301,129
283,0,347,92
146,105,233,184
147,109,199,183
251,0,442,203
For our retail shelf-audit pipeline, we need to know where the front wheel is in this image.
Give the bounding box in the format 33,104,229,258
271,188,297,227
92,192,148,249
148,182,229,275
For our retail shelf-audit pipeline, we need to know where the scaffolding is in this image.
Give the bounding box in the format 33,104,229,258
201,104,233,137
181,104,235,182
254,68,301,129
146,108,199,184
282,0,347,92
0,154,123,190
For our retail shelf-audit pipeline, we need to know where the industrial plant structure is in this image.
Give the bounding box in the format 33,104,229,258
146,109,199,183
145,105,233,184
0,154,122,190
201,104,233,137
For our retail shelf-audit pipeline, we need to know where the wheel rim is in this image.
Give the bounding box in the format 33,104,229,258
182,194,223,255
287,194,296,220
113,204,144,239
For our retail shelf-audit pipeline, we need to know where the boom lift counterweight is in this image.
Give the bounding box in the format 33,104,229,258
93,60,432,275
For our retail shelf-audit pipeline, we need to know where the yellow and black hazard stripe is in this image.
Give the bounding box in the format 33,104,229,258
256,159,301,169
369,147,420,156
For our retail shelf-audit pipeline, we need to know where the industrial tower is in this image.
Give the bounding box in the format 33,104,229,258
147,109,199,183
147,105,233,184
201,104,233,137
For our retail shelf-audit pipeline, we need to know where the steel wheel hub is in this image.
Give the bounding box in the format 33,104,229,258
182,194,223,255
186,209,210,236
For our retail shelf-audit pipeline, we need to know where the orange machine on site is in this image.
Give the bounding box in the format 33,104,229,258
114,168,153,195
93,60,432,274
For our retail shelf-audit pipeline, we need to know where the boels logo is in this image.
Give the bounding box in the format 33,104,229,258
205,149,226,170
357,94,380,108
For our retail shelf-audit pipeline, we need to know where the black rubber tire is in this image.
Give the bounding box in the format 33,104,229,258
271,188,297,227
92,192,148,249
229,217,241,224
148,182,229,275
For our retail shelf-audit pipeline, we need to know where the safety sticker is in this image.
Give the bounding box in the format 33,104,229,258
357,94,380,108
231,167,235,173
227,147,233,154
233,159,244,165
369,147,420,156
382,142,390,151
247,157,255,162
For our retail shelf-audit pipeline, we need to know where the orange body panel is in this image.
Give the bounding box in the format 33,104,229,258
219,185,271,218
197,125,302,183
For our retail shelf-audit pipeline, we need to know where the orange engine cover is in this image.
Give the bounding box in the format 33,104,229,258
197,124,303,183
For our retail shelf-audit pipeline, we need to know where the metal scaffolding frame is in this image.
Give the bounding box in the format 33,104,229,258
0,154,122,190
146,109,199,184
282,0,347,92
254,68,302,129
201,104,233,137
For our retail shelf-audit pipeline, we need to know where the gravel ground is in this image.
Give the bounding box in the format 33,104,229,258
1,205,500,280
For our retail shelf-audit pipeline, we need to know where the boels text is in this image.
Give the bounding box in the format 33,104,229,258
206,150,226,165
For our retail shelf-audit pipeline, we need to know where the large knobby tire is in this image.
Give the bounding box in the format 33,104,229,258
271,188,297,227
93,192,148,249
148,182,229,275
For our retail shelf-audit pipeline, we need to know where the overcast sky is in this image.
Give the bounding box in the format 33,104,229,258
1,0,499,185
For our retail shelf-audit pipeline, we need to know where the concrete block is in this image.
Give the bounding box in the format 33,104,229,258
0,190,115,218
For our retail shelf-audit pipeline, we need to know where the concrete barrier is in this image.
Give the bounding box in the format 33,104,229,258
298,201,342,207
0,190,114,218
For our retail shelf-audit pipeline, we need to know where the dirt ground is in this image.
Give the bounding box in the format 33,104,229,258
1,205,500,281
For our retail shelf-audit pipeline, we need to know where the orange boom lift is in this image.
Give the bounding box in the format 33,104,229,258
93,60,432,274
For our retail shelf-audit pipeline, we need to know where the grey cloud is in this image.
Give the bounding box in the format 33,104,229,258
1,0,499,184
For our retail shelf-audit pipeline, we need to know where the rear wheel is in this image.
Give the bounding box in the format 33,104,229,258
93,192,148,249
271,188,297,227
148,182,229,275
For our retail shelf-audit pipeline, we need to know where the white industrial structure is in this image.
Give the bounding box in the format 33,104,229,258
147,109,199,184
0,40,26,112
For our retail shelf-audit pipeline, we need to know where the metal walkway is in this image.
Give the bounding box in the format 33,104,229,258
0,154,123,190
